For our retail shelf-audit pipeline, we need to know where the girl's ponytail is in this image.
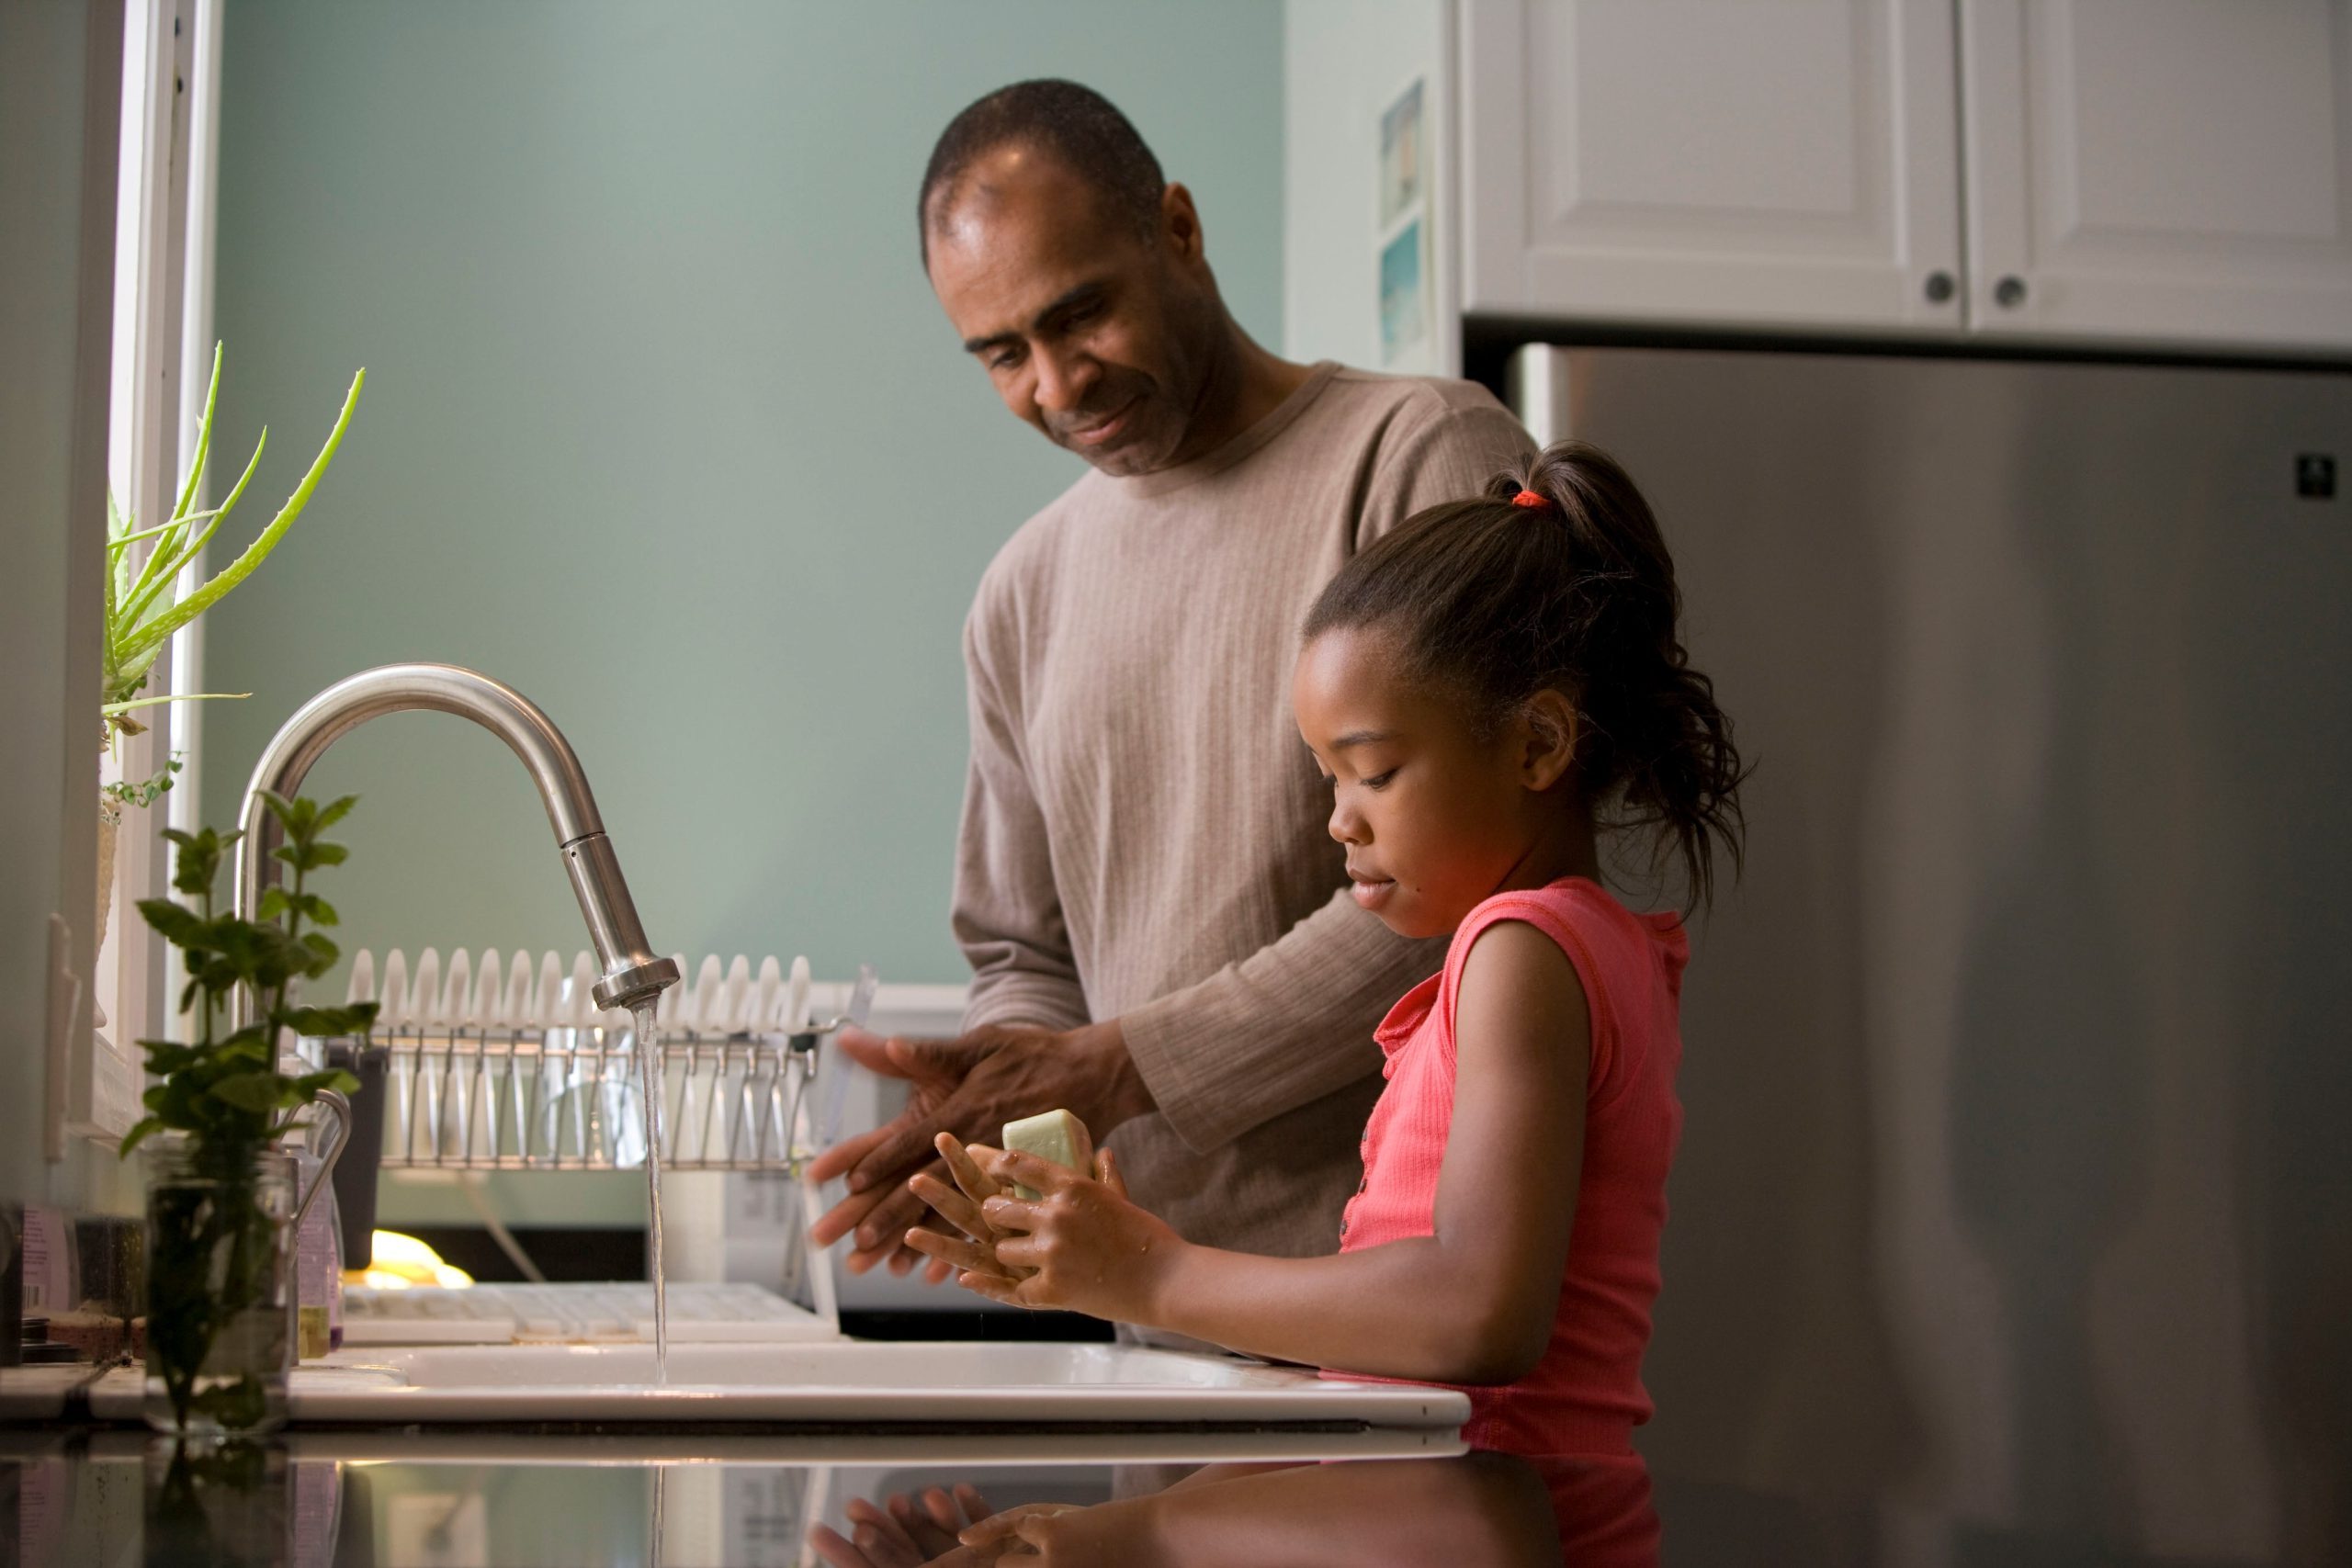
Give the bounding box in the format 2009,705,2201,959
1306,440,1747,910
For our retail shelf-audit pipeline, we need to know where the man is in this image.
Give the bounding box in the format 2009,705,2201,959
808,80,1531,1291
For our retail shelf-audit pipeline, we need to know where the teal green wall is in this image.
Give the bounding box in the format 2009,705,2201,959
201,2,1284,989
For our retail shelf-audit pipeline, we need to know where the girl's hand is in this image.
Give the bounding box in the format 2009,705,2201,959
903,1132,1023,1290
808,1483,995,1568
956,1502,1106,1564
948,1145,1182,1324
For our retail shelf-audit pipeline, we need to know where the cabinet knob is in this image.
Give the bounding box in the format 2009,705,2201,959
1923,271,1956,304
1994,276,2029,309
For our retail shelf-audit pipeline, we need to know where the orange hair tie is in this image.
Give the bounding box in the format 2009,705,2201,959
1510,488,1551,510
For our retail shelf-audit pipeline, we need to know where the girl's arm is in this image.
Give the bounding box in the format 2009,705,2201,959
910,920,1589,1385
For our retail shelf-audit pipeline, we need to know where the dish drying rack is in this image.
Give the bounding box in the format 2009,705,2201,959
304,948,874,1172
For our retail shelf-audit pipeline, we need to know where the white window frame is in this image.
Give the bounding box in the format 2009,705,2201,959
82,0,220,1138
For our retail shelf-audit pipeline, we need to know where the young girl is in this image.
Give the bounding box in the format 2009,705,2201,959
905,441,1744,1458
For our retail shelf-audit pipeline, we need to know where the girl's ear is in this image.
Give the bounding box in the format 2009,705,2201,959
1518,690,1578,792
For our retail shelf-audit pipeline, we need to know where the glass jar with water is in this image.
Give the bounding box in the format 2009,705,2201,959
141,1137,300,1438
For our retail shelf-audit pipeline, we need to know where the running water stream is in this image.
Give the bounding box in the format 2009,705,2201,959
630,999,669,1382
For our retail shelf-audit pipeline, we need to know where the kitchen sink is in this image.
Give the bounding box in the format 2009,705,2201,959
84,1340,1473,1429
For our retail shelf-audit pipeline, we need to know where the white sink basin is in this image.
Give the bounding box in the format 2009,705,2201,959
88,1340,1473,1429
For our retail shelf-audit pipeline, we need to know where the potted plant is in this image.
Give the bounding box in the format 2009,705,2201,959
97,345,363,962
119,792,374,1438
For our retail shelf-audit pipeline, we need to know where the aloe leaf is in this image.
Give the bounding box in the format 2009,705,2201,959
110,642,163,700
104,499,123,646
110,511,216,554
100,692,251,718
119,505,197,640
119,444,257,637
111,400,213,629
107,491,137,611
148,454,256,605
118,427,267,648
119,481,197,625
169,344,222,531
119,348,239,637
119,366,360,665
106,510,231,678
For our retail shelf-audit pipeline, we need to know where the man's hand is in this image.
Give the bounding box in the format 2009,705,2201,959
807,1020,1154,1279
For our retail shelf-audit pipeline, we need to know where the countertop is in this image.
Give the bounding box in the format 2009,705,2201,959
6,1426,1638,1567
4,1338,2334,1568
10,1418,2324,1566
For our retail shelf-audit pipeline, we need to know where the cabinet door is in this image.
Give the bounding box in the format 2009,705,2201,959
1962,0,2352,352
1460,0,1963,332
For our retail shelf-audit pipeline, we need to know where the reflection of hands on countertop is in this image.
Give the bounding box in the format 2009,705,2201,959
954,1455,1571,1568
808,1482,995,1568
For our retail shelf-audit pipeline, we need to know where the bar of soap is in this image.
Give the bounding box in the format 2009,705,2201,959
1001,1110,1094,1200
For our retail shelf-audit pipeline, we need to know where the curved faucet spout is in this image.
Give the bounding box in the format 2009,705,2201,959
232,663,681,1021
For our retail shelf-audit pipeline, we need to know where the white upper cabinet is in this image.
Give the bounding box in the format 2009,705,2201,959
1450,0,2352,353
1460,0,1964,332
1962,0,2352,352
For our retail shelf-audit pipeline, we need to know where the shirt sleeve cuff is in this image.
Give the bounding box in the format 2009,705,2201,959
960,974,1092,1036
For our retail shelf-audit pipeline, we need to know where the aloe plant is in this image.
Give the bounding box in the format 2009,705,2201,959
103,344,364,795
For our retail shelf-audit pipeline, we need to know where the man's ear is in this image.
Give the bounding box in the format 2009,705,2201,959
1161,182,1204,265
1518,690,1579,792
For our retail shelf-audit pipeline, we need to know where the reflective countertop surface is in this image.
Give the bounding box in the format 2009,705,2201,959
4,1429,1642,1568
9,1421,2332,1567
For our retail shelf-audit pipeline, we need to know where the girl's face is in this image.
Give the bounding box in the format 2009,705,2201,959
1293,626,1573,940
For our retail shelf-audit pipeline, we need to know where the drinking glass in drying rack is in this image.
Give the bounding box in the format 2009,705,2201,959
303,949,876,1171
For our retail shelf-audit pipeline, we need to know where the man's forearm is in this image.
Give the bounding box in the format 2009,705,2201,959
1120,891,1448,1154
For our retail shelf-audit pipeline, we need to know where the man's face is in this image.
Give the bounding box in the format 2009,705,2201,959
926,146,1218,478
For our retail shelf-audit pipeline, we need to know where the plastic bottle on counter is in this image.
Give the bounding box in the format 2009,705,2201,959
288,1140,345,1359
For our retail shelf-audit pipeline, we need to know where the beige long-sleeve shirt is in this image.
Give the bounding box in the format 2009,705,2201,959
955,362,1533,1258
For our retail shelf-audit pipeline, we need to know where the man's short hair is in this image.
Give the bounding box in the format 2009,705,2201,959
920,80,1166,266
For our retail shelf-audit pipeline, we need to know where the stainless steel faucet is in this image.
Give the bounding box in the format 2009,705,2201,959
232,663,681,1020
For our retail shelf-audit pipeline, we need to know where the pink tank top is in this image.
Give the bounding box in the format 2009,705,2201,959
1321,877,1687,1455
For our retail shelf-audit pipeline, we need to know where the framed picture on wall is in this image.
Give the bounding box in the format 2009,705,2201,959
1380,78,1422,226
1381,221,1427,367
1376,75,1432,369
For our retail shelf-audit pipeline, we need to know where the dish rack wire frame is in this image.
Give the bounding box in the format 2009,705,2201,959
300,1017,849,1176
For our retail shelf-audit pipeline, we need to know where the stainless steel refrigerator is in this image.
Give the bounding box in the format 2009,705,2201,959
1509,344,2351,1565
